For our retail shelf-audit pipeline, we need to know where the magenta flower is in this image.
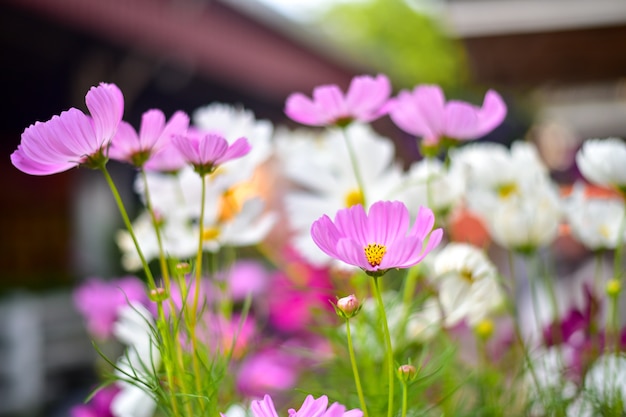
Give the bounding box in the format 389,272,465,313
285,74,391,127
70,385,119,417
73,276,148,339
248,394,362,417
311,201,443,276
171,128,251,175
386,85,506,146
11,82,124,175
108,109,189,168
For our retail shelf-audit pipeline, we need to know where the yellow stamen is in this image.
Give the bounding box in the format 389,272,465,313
460,267,475,283
497,183,518,199
344,188,364,208
364,243,387,267
202,227,221,241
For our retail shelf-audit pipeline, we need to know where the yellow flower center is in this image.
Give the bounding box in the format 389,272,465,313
364,243,387,267
497,183,518,199
202,227,221,241
344,188,364,208
460,267,475,283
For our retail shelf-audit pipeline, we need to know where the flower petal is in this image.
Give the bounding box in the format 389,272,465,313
85,82,124,147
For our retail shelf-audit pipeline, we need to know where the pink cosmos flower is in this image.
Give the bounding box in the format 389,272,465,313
285,74,391,127
108,109,189,168
70,385,120,417
311,201,443,276
246,394,362,417
73,276,148,339
236,348,300,397
11,82,124,175
171,128,251,175
386,85,506,146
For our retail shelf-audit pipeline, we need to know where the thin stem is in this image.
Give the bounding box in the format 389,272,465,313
372,277,395,417
100,166,156,289
341,127,368,206
345,318,369,417
401,379,408,417
140,169,171,291
613,208,626,282
189,173,207,412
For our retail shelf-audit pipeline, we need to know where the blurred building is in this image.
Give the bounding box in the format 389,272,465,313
0,0,363,415
442,0,626,169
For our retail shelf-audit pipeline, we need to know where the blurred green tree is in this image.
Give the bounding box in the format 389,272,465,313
317,0,468,90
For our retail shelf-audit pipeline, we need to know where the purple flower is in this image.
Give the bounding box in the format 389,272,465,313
386,85,506,146
248,394,362,417
171,128,251,175
73,276,148,339
108,109,189,168
11,83,124,175
236,349,300,398
285,74,391,127
311,201,443,276
70,385,119,417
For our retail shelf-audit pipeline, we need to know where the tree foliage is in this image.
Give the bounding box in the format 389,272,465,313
317,0,468,90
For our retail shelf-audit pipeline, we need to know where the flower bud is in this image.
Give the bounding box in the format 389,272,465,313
607,279,621,297
474,318,495,340
175,262,192,275
397,364,417,382
335,294,361,319
149,287,168,303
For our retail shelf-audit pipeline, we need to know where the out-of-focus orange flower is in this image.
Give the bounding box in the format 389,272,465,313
448,208,491,248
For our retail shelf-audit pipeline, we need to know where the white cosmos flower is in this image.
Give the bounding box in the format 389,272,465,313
276,123,406,266
118,158,276,270
564,182,626,250
576,137,626,192
527,346,577,415
486,181,562,251
450,141,562,251
433,242,504,327
564,353,626,416
192,103,273,189
117,197,275,269
399,158,464,217
111,303,159,417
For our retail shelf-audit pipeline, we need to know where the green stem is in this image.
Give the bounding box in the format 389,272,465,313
401,379,408,417
345,319,369,417
372,277,395,417
100,166,155,289
613,208,626,282
342,127,367,206
190,173,207,412
140,169,171,291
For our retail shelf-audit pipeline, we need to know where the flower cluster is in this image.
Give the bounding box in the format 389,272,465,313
12,74,626,417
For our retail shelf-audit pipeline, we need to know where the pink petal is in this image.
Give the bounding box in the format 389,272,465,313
159,111,189,145
345,74,391,121
312,85,346,123
409,206,436,240
444,89,506,140
367,201,409,246
476,89,507,135
251,395,280,417
85,82,124,147
199,133,229,163
336,238,371,270
284,92,321,125
334,203,368,245
11,146,74,175
293,395,329,416
215,137,251,165
311,215,344,259
109,121,139,161
138,109,166,149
